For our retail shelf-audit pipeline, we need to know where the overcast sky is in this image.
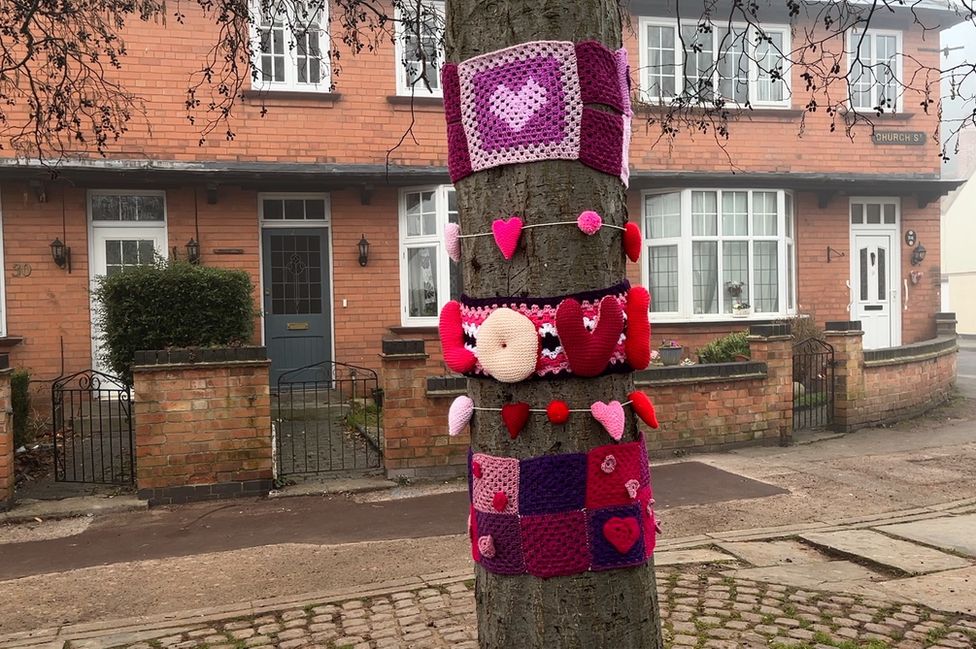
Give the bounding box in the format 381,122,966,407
941,19,976,176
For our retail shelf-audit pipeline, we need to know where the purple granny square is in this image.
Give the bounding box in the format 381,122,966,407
588,504,647,572
521,511,590,578
475,511,525,575
518,452,586,515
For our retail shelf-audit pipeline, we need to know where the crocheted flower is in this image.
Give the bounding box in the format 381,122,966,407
601,454,617,474
478,535,496,559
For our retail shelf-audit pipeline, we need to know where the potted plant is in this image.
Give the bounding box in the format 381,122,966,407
658,339,683,366
726,281,752,317
732,301,752,317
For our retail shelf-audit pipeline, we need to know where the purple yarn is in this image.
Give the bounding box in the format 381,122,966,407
588,504,647,571
518,452,587,515
475,511,525,575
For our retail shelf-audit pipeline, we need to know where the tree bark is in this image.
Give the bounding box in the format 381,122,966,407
445,1,664,647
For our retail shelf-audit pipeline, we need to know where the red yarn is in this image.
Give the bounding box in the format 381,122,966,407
556,295,624,377
629,390,660,429
492,491,509,512
623,222,642,262
439,301,477,373
625,287,651,370
603,516,640,554
471,461,483,479
501,402,530,439
546,400,570,425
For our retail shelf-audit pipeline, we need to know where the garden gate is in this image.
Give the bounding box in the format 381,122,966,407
792,338,835,431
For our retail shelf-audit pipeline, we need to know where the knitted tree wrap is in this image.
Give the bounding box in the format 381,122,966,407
556,295,625,378
472,453,520,514
476,308,539,383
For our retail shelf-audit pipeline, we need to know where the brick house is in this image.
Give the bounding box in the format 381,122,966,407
0,0,963,387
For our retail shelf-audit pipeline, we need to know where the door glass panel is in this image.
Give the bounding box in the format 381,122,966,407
269,234,323,315
860,248,869,300
866,204,881,224
105,239,156,276
851,203,864,224
883,204,896,224
878,247,886,297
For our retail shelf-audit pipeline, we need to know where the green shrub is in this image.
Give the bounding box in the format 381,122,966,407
93,260,255,381
697,331,750,364
11,369,30,447
780,314,824,342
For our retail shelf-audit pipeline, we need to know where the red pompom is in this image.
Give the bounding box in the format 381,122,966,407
501,402,530,439
439,301,477,374
625,286,652,370
546,400,570,425
492,491,509,512
629,390,660,429
623,221,642,262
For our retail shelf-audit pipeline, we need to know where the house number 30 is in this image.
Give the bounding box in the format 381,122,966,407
13,263,32,278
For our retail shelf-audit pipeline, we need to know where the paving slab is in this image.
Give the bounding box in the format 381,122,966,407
800,529,971,575
653,548,736,567
875,513,976,557
874,566,976,615
724,560,885,591
716,540,832,567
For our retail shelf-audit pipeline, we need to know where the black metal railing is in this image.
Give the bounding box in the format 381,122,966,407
274,361,383,477
792,338,835,432
52,370,134,484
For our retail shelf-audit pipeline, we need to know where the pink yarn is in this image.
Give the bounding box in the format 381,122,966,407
591,400,625,441
478,535,496,559
492,217,523,260
577,210,603,235
444,222,461,262
625,479,640,499
601,454,617,474
448,395,474,437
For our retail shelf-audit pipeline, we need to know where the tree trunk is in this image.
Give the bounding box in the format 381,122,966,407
444,1,664,647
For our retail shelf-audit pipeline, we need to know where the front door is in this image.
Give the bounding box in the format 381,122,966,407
262,228,332,385
853,233,896,349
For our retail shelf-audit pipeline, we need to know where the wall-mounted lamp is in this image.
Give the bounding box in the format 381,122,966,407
50,238,71,272
911,243,927,266
185,238,201,265
358,234,370,267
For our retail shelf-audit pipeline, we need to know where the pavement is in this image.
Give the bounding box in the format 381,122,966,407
957,344,976,399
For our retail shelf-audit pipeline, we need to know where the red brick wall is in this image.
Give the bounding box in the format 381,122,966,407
860,349,957,427
0,370,12,510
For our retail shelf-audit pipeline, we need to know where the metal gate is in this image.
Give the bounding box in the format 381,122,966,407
274,361,383,478
52,370,134,484
792,338,835,431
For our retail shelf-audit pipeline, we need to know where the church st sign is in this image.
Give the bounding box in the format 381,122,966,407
872,131,927,145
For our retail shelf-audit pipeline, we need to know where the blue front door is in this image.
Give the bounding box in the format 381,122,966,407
262,228,332,385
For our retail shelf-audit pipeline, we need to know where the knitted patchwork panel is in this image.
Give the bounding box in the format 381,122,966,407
585,440,646,510
476,511,526,575
588,504,647,571
519,452,587,515
471,453,520,514
521,511,590,578
442,40,631,185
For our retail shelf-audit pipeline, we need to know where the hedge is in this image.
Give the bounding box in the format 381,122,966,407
697,331,750,364
93,260,255,381
11,369,30,447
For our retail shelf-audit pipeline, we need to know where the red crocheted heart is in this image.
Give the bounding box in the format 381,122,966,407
439,301,477,374
501,402,530,439
603,516,640,554
623,222,642,262
492,217,524,260
629,390,660,429
625,286,651,370
546,400,570,425
556,295,624,377
492,491,509,512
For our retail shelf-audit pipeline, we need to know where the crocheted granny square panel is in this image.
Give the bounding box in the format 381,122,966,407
518,452,587,515
472,453,520,514
585,439,646,510
588,504,647,571
521,511,591,578
476,511,526,575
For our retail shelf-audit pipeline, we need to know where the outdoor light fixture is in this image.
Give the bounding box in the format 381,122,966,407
911,243,927,266
358,234,370,267
50,238,71,272
185,238,201,265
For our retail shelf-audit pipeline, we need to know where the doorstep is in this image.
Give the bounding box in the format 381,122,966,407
0,495,148,524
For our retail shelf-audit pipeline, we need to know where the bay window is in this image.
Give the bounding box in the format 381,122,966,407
643,189,796,319
399,186,460,325
251,1,329,92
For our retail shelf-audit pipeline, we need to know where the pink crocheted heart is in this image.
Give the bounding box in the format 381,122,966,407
492,217,523,260
577,210,603,235
478,535,496,559
444,222,461,262
625,479,640,499
488,78,549,132
492,491,509,512
591,400,625,441
448,395,473,437
603,516,640,554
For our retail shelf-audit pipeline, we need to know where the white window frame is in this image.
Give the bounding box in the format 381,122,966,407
847,28,903,113
250,0,330,93
398,185,457,326
848,196,902,347
394,0,445,97
641,188,797,322
258,193,332,227
637,17,792,108
0,188,8,337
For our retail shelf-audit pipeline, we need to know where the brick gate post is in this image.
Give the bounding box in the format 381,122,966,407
0,363,12,511
747,324,794,445
824,321,866,433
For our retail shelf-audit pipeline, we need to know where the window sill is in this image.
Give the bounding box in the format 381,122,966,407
0,336,24,348
389,325,438,335
387,95,444,111
841,110,915,122
649,315,788,326
242,89,341,106
635,103,804,120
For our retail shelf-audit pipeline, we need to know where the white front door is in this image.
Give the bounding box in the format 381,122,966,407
853,233,896,349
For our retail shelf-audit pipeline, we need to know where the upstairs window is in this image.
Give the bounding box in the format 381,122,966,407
849,29,901,112
395,0,445,96
252,1,329,92
639,19,790,108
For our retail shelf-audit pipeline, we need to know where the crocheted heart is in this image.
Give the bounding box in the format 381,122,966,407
625,286,652,370
577,210,603,235
556,295,624,377
629,390,660,429
478,535,496,559
623,221,642,262
448,396,474,437
492,491,509,512
546,400,570,425
444,222,461,262
492,217,523,260
501,402,530,439
603,516,640,554
591,400,625,441
489,78,549,132
439,301,477,374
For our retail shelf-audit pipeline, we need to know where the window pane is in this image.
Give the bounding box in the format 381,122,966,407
92,195,121,221
447,189,458,224
876,34,897,109
645,192,681,239
284,199,305,220
407,246,438,317
648,245,679,312
691,191,718,236
264,199,284,220
883,203,896,224
717,27,749,103
722,191,748,235
421,191,436,235
405,193,422,236
681,23,714,100
692,241,719,314
752,191,778,235
756,30,785,103
785,193,794,238
305,199,326,220
401,1,443,92
646,25,677,98
851,203,864,224
723,241,750,313
866,203,881,224
851,32,873,109
787,242,795,310
754,241,779,312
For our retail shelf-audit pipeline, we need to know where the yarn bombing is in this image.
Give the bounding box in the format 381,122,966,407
448,395,474,437
442,40,631,185
491,217,523,260
556,295,625,378
623,221,642,262
444,222,462,262
476,307,539,383
590,399,626,441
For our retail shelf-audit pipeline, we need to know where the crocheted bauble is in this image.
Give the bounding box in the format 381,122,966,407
476,307,538,383
623,221,642,262
629,390,660,429
448,395,474,437
492,217,523,260
625,286,652,370
492,491,509,512
577,210,603,235
546,400,570,425
521,511,590,578
556,295,625,377
439,301,477,374
444,222,462,262
591,400,625,441
501,402,531,439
